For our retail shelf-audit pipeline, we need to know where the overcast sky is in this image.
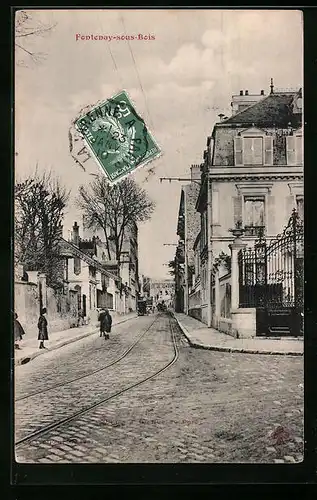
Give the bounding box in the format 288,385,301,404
15,9,303,279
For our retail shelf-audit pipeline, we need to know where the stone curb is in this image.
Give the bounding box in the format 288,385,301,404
173,314,303,357
15,314,138,366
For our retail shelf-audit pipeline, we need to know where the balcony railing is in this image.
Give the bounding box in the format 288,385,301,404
244,225,265,238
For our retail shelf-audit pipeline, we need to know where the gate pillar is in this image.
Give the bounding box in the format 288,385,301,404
229,239,246,310
38,272,47,313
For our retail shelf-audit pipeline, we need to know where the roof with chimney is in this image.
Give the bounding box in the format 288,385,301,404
216,89,302,129
58,237,121,283
79,238,97,256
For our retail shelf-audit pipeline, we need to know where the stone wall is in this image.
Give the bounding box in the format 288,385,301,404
14,280,78,340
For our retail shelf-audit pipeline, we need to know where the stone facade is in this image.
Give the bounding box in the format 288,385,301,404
187,84,303,337
175,165,201,314
205,86,303,336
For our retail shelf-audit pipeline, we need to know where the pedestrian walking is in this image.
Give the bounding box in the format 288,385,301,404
14,312,25,350
98,308,112,340
38,307,49,349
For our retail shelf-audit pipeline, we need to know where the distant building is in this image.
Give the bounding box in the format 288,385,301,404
149,279,174,309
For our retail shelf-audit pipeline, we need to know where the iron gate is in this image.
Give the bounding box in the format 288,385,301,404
238,209,303,336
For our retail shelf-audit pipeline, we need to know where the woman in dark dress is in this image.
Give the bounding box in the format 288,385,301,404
38,307,49,349
14,312,25,350
98,308,112,340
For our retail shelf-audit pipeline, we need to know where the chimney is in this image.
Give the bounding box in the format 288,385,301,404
239,90,243,96
190,164,201,181
218,113,225,121
72,222,79,246
270,78,274,94
260,89,264,95
245,90,249,96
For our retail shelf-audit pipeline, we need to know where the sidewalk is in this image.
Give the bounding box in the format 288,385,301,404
173,313,303,356
14,312,138,366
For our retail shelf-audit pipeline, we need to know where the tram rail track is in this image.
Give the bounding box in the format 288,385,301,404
15,316,179,447
15,315,160,402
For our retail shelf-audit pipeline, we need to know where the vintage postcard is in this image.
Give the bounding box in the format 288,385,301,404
14,9,304,467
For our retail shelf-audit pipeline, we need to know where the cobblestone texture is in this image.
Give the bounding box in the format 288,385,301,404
15,313,304,464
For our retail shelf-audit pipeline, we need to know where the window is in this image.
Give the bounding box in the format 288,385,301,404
234,135,273,166
243,137,263,165
286,134,303,165
74,257,81,275
296,196,304,220
244,196,265,236
201,211,207,249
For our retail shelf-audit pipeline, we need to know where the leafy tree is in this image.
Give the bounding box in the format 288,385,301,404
15,171,70,287
168,259,176,277
77,175,155,263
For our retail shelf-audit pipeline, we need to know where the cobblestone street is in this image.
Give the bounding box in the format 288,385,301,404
15,313,304,464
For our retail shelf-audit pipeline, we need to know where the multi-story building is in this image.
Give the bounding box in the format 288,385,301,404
175,165,201,314
121,222,139,311
174,243,185,312
82,217,139,312
194,80,303,336
188,231,202,321
59,222,125,322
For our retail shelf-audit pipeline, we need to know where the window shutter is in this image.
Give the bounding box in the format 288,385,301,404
253,137,263,165
242,137,252,165
296,135,303,165
233,195,243,226
234,136,243,166
286,136,296,165
264,136,273,165
267,195,275,234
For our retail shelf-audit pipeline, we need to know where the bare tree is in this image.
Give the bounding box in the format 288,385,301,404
15,10,57,67
77,175,155,263
15,171,70,287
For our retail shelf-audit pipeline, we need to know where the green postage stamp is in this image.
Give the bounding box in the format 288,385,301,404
74,90,161,182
